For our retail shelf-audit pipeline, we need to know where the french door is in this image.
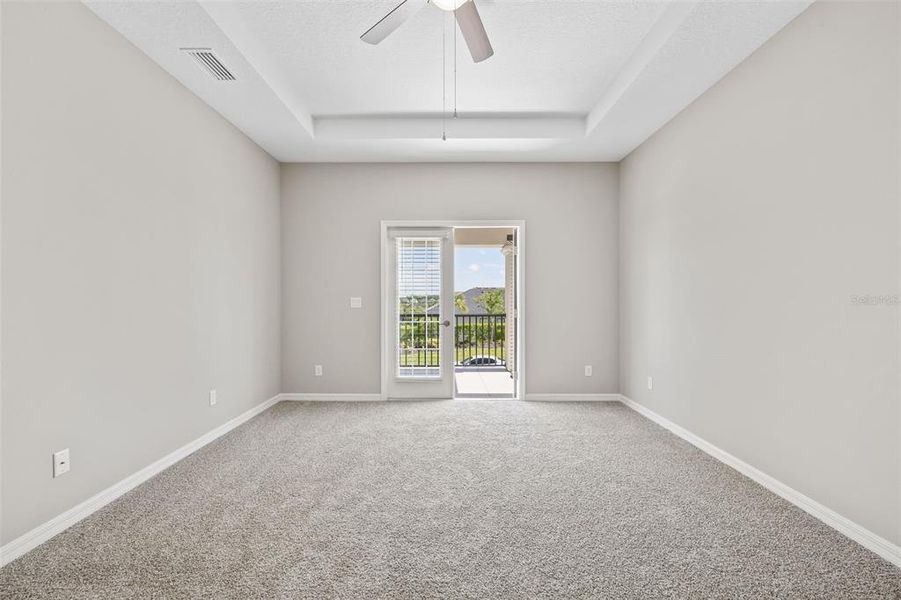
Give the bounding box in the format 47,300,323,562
384,227,455,399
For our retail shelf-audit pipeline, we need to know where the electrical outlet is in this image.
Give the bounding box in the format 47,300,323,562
53,449,70,478
314,365,323,377
209,389,217,406
647,376,654,390
350,297,362,309
584,365,593,377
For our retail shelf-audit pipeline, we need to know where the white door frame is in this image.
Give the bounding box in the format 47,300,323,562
380,220,526,401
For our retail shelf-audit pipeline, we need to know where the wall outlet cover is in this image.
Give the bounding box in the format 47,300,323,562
350,297,362,309
209,389,217,406
647,376,654,390
314,365,323,377
584,365,593,377
53,449,70,478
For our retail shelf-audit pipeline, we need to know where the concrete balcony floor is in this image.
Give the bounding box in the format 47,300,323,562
454,367,514,398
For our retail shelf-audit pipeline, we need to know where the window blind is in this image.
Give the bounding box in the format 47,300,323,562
396,238,442,377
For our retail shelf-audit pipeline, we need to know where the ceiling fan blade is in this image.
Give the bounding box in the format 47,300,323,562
361,0,428,45
455,0,493,63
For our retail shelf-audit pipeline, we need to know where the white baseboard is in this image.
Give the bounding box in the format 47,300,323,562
279,393,384,402
618,395,901,569
6,393,897,570
0,394,281,568
525,393,621,402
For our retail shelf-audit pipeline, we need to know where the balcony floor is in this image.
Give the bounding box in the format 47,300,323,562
454,366,514,398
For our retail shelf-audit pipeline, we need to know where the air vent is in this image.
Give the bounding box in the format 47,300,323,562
181,48,236,81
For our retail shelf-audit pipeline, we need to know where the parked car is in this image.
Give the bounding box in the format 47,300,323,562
461,356,505,366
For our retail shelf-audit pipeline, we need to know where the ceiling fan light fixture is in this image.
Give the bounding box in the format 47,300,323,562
361,0,492,63
432,0,467,11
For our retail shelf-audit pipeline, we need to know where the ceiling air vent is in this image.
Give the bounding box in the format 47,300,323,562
181,48,236,81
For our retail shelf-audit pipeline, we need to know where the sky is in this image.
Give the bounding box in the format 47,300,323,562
455,247,505,292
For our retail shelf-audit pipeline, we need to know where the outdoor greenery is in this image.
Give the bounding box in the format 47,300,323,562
455,293,467,313
398,346,506,367
455,318,504,346
398,314,506,367
399,289,504,315
398,319,505,347
397,289,507,369
398,349,440,367
475,289,504,314
398,295,438,315
455,345,505,364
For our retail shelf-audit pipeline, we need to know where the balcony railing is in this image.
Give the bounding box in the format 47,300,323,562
455,314,505,367
397,314,506,368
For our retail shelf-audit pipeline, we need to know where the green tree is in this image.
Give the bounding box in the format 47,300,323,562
455,293,468,314
475,289,504,314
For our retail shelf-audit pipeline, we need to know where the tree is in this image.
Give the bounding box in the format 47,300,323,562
455,293,468,313
475,289,504,314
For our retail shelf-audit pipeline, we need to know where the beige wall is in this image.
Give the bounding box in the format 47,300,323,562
1,2,281,544
619,0,900,545
281,163,619,396
3,0,897,559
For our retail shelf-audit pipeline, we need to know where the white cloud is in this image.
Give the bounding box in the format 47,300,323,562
468,264,481,272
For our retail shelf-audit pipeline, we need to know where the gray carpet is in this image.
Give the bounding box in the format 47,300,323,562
1,400,899,599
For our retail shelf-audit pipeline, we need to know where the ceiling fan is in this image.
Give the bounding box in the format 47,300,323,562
361,0,494,63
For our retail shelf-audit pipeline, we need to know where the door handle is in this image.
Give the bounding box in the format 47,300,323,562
442,320,451,327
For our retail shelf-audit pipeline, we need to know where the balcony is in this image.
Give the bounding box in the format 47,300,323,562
398,313,513,396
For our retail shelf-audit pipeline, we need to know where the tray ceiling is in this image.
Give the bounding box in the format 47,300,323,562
85,0,813,162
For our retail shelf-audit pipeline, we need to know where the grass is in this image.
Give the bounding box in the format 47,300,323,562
398,346,506,367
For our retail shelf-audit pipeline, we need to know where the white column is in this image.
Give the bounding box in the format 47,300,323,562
500,241,516,374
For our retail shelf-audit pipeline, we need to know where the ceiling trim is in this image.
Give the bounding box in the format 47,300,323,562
315,115,585,140
197,0,314,136
84,0,815,162
586,1,697,134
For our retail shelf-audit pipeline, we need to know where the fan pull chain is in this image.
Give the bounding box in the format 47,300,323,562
454,12,457,119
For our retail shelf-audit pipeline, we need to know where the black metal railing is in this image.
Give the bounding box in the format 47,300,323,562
454,314,505,366
397,313,506,368
397,314,440,368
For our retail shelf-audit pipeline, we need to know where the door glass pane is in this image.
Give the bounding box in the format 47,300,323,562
397,238,441,377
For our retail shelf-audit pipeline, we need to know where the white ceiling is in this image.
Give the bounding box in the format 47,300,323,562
85,0,813,162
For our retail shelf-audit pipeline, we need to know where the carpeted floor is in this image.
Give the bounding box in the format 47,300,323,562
1,400,899,599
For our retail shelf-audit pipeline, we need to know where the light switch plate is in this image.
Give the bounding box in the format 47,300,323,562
209,389,217,406
53,449,70,478
350,297,362,309
647,376,654,390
